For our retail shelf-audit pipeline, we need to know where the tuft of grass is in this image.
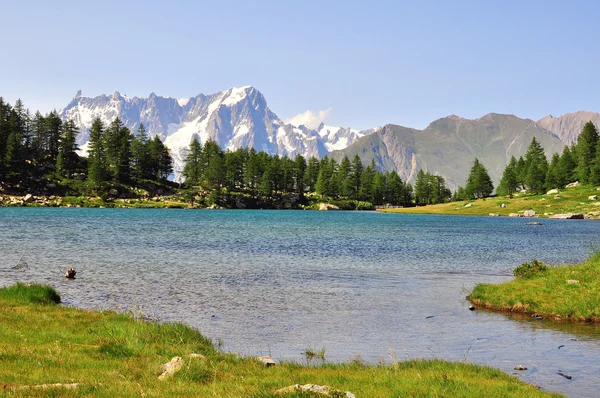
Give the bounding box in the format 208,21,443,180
0,283,561,397
0,282,61,304
469,251,600,322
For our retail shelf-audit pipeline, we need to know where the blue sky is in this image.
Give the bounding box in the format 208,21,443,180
1,0,599,129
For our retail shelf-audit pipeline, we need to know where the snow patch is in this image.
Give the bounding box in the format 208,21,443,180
177,97,190,107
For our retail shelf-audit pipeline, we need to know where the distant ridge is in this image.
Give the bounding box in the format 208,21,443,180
58,89,599,186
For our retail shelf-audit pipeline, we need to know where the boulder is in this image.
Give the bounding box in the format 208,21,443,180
546,189,559,195
514,365,528,371
158,356,184,380
257,355,276,367
500,203,506,208
508,213,522,217
23,194,34,203
523,210,536,217
566,181,580,188
589,195,599,201
549,213,584,219
464,203,472,208
567,280,579,284
554,195,562,199
275,384,355,398
318,203,339,211
589,211,600,216
488,213,500,217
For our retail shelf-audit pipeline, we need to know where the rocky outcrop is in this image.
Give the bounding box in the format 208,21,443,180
318,203,339,211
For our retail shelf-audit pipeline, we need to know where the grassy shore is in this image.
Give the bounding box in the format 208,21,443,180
469,252,600,322
0,283,560,397
379,184,600,218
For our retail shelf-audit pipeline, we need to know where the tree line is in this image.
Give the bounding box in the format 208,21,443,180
496,121,599,196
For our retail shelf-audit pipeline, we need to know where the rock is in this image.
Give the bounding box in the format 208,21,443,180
464,203,472,208
526,221,543,225
514,365,528,371
589,211,600,216
523,210,536,217
318,203,339,211
108,188,118,197
549,213,584,219
538,198,546,201
593,202,600,207
257,355,276,367
589,195,599,201
554,195,562,199
567,280,579,284
546,189,559,195
187,353,205,359
468,305,475,311
566,181,580,188
23,194,34,203
509,213,523,217
500,203,507,208
158,356,184,380
488,213,500,217
275,384,355,398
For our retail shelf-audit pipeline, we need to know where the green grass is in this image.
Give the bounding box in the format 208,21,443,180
469,252,600,322
379,184,600,218
0,284,560,397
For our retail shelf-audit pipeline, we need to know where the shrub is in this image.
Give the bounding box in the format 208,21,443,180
513,260,548,279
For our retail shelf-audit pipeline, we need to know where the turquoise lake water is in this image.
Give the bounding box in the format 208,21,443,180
1,208,599,396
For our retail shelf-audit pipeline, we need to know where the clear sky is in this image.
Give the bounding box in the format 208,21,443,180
1,0,599,130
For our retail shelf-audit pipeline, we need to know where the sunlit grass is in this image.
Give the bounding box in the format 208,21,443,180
0,284,561,397
469,252,600,322
379,184,600,218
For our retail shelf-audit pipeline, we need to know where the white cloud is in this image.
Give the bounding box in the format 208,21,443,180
286,107,332,129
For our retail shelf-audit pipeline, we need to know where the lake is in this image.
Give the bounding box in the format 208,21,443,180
1,208,599,397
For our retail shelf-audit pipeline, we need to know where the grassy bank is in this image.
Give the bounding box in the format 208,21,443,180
0,283,559,397
469,253,600,322
379,184,600,218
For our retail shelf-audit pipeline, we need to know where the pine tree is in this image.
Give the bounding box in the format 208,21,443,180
414,169,429,205
183,137,203,185
293,154,307,196
131,123,151,181
87,118,107,189
497,156,518,196
304,157,320,192
545,152,562,189
523,137,548,194
372,171,384,205
558,145,577,186
56,120,80,178
336,156,351,197
575,121,599,184
359,159,376,202
465,158,494,199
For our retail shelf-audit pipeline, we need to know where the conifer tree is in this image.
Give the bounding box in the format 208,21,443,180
56,120,80,178
575,121,599,184
183,137,203,185
464,158,494,198
523,137,548,194
87,117,107,189
497,156,518,196
558,145,577,185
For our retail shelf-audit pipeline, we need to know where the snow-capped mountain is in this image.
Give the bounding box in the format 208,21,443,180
59,86,373,180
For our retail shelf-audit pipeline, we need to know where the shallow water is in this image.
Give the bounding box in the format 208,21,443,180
1,208,599,397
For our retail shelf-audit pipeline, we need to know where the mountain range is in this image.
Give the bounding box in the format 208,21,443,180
59,87,600,188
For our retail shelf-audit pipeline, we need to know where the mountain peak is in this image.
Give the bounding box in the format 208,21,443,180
74,89,82,98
